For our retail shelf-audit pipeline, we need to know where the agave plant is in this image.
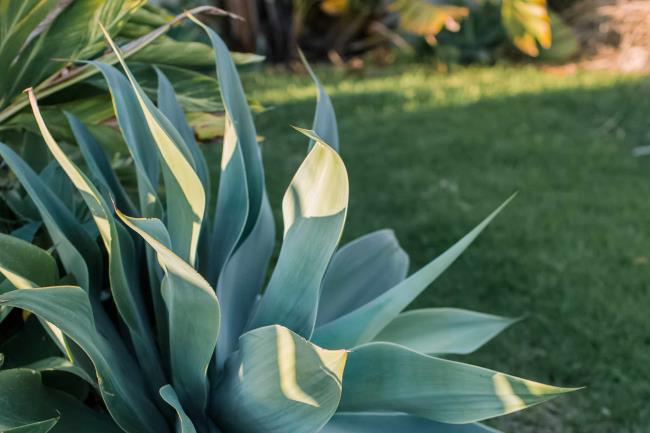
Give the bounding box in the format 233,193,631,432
0,14,576,433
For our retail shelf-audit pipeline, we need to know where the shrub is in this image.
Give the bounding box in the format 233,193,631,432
0,15,576,433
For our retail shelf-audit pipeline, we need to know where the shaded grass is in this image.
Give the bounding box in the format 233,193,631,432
239,65,650,432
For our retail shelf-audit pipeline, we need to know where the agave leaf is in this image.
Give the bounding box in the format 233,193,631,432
5,95,116,141
213,325,348,433
28,89,167,396
0,315,61,368
312,195,515,349
0,233,68,353
159,385,198,433
299,50,339,151
249,131,348,338
26,357,96,388
374,308,518,355
39,162,76,216
192,16,267,279
10,221,42,242
103,28,206,267
0,287,169,433
85,62,224,113
66,113,137,215
340,342,576,423
0,367,124,433
322,413,502,432
214,191,275,367
192,16,276,367
87,61,168,356
3,418,59,433
0,143,102,300
0,233,57,288
116,210,219,427
155,67,210,207
155,66,212,297
87,61,161,218
317,229,409,326
205,113,248,282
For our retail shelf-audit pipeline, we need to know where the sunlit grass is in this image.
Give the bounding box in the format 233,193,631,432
240,64,650,433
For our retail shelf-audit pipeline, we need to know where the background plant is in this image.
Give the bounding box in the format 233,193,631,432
0,13,575,433
0,0,262,234
198,0,577,64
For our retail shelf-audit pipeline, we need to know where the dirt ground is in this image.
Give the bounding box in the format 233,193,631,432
566,0,650,72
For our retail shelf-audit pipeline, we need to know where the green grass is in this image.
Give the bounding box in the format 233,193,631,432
240,65,650,433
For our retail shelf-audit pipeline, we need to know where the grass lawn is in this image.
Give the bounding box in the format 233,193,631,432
239,64,650,433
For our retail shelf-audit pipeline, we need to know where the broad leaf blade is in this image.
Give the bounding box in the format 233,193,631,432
322,413,502,432
213,325,347,433
193,17,276,370
0,233,57,288
4,418,59,433
159,385,198,433
28,90,167,396
340,342,576,423
0,368,122,433
0,143,102,298
299,50,339,151
116,210,219,427
374,308,517,355
0,288,168,433
317,229,409,326
67,113,137,215
312,195,515,349
102,29,206,266
249,132,348,337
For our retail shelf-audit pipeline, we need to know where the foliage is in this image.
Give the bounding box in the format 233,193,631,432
0,1,256,151
246,65,650,432
212,0,571,64
0,18,576,433
0,1,262,236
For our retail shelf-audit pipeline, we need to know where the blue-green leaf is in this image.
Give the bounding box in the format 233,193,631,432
66,113,137,215
0,233,57,288
26,357,96,388
322,413,502,433
374,308,518,355
190,16,264,239
0,143,103,300
312,195,515,349
340,342,577,423
248,131,348,337
116,210,219,428
0,368,122,433
28,90,166,396
190,16,276,371
317,229,408,326
299,50,339,151
155,67,210,201
212,325,347,433
214,192,275,367
102,28,206,267
10,221,42,242
88,61,162,218
0,290,168,433
4,418,59,433
160,385,198,433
